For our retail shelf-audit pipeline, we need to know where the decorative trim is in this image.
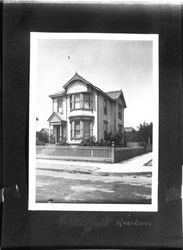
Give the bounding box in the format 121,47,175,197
70,108,93,112
69,115,94,121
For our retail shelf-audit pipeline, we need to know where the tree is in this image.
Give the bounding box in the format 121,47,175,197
124,128,141,143
137,122,152,144
36,131,49,144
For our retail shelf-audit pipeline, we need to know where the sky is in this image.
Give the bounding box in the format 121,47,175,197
35,37,153,131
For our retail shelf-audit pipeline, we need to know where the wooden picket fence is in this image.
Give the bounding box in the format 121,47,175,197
36,144,148,163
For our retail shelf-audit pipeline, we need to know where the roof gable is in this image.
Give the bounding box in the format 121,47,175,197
63,72,114,102
63,72,92,89
106,90,127,108
47,112,66,122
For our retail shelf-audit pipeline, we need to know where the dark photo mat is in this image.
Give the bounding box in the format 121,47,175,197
2,2,183,248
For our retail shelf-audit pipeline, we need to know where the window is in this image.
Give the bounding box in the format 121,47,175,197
74,94,80,109
104,99,107,114
118,104,122,120
71,120,93,139
118,124,122,134
75,121,80,138
104,121,108,139
53,98,57,112
70,95,72,110
84,121,90,138
57,98,63,113
83,93,90,109
70,93,93,110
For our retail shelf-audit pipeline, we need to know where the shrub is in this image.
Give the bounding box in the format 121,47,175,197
110,131,123,146
80,136,96,146
101,140,111,146
36,131,49,144
36,139,46,146
57,137,69,146
49,135,55,144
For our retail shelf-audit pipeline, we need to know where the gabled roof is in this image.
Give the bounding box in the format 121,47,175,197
47,112,66,123
63,72,92,89
106,91,121,100
106,90,127,108
49,90,66,98
49,73,126,106
63,72,115,102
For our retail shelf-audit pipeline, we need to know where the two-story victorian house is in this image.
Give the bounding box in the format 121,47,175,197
47,73,126,144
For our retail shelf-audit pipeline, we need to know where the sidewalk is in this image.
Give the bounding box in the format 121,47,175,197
37,152,152,173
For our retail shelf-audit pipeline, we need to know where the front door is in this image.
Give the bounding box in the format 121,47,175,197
56,125,60,143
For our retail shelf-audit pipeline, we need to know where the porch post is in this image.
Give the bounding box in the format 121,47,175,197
49,123,51,143
60,122,62,142
111,141,115,163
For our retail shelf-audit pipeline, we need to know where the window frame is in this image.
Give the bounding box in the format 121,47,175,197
83,93,90,109
118,124,123,134
104,99,107,115
71,119,93,140
83,120,90,138
74,94,80,109
74,120,80,138
57,98,63,113
70,93,93,111
104,121,108,140
118,103,122,120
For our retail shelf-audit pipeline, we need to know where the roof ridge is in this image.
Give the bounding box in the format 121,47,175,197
106,90,121,93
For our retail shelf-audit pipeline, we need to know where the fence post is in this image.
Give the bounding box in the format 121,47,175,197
111,141,115,163
91,148,94,158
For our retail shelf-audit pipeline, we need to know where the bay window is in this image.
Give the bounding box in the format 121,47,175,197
70,93,93,110
70,119,93,139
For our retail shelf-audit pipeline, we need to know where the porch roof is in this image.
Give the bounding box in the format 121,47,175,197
49,90,66,98
47,112,67,124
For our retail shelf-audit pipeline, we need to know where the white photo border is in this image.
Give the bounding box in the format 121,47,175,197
29,32,159,212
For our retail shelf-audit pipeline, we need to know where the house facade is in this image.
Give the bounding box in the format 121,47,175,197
47,73,126,144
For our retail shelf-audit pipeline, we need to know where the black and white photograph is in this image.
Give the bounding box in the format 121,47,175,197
29,33,159,211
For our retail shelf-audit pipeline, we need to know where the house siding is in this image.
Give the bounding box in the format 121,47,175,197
116,97,125,134
98,94,115,141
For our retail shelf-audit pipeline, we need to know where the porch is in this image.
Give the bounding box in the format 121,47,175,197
47,112,67,143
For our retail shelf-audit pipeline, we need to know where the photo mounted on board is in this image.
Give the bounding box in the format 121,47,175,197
29,33,159,211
